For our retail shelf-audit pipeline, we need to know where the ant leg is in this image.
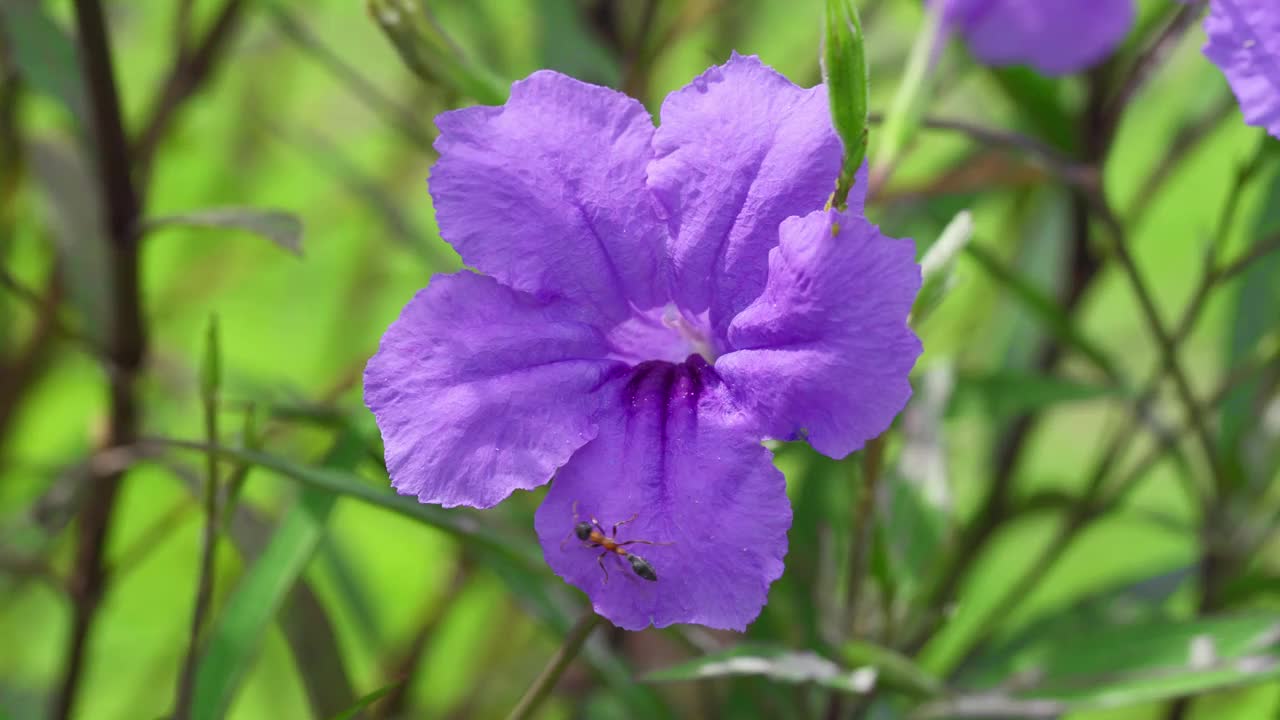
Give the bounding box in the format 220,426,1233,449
611,513,638,538
571,500,580,522
618,539,674,547
597,552,610,585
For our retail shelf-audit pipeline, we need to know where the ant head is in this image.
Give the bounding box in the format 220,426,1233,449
574,522,593,541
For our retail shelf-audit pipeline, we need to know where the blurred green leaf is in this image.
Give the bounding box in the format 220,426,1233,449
965,243,1120,381
983,66,1074,153
159,438,538,567
967,566,1194,685
0,0,86,124
193,487,336,720
841,640,943,698
932,615,1280,718
823,0,869,206
145,207,304,256
950,370,1119,421
645,645,877,695
323,679,404,720
192,433,364,720
200,315,221,403
873,5,943,176
1221,154,1280,487
26,138,112,345
913,210,974,324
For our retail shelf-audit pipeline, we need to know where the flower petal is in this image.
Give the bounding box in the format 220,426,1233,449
941,0,1135,76
364,272,625,509
534,358,791,631
1204,0,1280,139
648,53,841,344
718,210,922,458
430,71,666,321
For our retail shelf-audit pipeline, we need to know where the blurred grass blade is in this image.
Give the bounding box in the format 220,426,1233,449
965,243,1120,382
324,679,404,720
0,1,87,125
194,488,337,720
200,315,221,402
841,640,943,698
822,0,869,207
950,370,1120,421
872,5,943,182
144,207,304,256
26,138,113,346
912,210,974,323
968,565,1194,684
1221,155,1280,485
366,0,507,105
931,615,1280,717
156,438,538,567
192,433,365,720
884,365,954,601
985,66,1074,153
645,645,878,695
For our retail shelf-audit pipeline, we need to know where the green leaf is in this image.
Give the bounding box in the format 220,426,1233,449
822,0,869,206
1221,156,1280,486
912,210,974,324
193,487,337,720
200,315,221,404
873,5,944,177
157,438,538,569
983,66,1074,154
965,243,1120,381
940,613,1280,718
840,641,943,698
323,679,404,720
26,139,112,346
0,1,86,125
645,645,879,696
950,370,1119,421
882,371,953,603
144,207,304,256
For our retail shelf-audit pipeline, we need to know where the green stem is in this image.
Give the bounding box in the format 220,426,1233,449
505,611,601,720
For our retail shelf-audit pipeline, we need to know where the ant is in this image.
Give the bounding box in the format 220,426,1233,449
563,501,670,583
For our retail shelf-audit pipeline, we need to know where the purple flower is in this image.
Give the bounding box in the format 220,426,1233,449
1203,0,1280,139
938,0,1135,75
364,54,922,630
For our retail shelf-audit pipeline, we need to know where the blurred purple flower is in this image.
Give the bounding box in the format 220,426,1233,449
938,0,1135,75
1203,0,1280,139
364,54,921,630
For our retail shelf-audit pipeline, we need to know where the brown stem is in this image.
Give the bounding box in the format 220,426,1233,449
55,2,146,718
133,0,247,182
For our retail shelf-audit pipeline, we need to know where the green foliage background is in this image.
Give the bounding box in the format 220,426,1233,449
0,0,1277,718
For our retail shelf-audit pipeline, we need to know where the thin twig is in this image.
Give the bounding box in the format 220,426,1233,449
1127,94,1237,226
845,435,886,630
172,319,222,719
133,0,248,182
867,112,1096,189
504,611,602,720
1100,1,1207,146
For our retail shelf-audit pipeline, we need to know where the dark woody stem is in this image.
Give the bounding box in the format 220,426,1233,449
504,610,602,720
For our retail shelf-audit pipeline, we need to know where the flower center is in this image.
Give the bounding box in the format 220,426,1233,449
606,304,717,366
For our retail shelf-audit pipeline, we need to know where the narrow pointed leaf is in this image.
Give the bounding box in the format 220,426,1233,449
145,207,304,256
